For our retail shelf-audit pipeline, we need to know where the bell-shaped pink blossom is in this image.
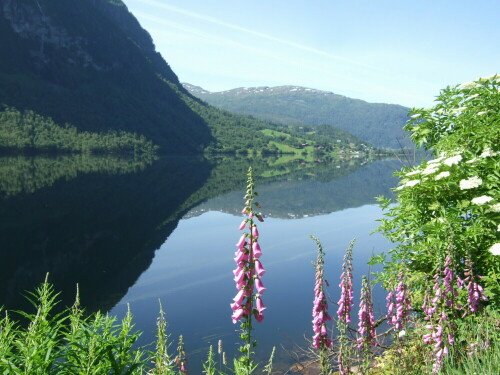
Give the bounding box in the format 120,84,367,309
254,259,265,276
234,250,248,263
239,220,247,230
255,278,266,294
236,234,246,248
252,242,262,258
254,311,264,322
233,289,249,304
231,307,245,323
255,296,266,313
252,225,259,238
233,268,245,283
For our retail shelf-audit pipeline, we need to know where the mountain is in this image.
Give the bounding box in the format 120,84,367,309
1,0,324,155
183,84,411,149
0,0,385,155
0,0,218,152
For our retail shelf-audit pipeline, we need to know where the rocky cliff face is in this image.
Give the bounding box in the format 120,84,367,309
2,0,103,70
0,0,211,152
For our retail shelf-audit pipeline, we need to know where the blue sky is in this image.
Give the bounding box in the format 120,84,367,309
122,0,499,107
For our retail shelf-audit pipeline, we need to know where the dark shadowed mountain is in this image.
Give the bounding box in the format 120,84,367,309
0,0,216,152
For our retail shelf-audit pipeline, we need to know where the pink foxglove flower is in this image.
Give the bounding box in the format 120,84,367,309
239,220,247,230
357,276,376,351
175,335,188,374
422,252,465,374
252,226,259,238
255,278,266,294
255,297,266,313
386,270,412,331
310,235,332,350
230,167,266,326
337,240,354,324
254,259,265,277
252,242,262,258
463,256,487,314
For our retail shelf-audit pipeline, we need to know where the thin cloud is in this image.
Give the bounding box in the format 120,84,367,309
134,9,387,89
139,0,379,71
132,0,434,106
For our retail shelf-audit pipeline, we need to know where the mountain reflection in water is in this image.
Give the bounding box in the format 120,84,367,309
0,154,400,372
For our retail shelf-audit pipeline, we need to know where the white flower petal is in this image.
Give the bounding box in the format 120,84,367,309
422,167,438,175
488,203,500,213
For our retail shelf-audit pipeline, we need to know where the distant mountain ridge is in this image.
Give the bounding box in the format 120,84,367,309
183,83,411,149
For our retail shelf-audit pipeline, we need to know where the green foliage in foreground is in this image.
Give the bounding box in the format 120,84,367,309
0,278,274,374
0,107,159,155
374,308,499,375
0,279,147,374
376,74,500,307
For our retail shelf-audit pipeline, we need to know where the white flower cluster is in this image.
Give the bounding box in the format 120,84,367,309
459,177,483,190
480,147,498,158
465,94,479,101
435,172,450,180
422,166,439,175
459,81,477,89
443,155,462,166
405,170,420,176
489,243,500,256
471,196,493,205
489,203,500,213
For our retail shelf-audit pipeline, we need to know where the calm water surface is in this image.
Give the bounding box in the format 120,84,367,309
0,155,400,373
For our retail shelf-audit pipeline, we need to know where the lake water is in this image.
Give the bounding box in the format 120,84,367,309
0,154,401,373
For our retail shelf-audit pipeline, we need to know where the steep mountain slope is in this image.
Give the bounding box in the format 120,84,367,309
183,84,411,149
0,0,221,151
0,0,213,152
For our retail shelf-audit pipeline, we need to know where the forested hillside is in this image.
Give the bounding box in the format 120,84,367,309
0,107,157,154
0,0,376,155
184,84,411,149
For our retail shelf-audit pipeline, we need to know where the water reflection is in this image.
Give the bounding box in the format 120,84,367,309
111,205,394,373
0,155,211,312
110,158,400,373
0,154,156,197
0,154,400,372
191,159,400,218
0,154,381,312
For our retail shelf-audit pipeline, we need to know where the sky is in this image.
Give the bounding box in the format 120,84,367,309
122,0,499,108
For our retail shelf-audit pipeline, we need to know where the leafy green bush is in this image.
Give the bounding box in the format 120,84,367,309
377,74,500,307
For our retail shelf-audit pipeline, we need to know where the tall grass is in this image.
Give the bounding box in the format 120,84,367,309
0,277,146,374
